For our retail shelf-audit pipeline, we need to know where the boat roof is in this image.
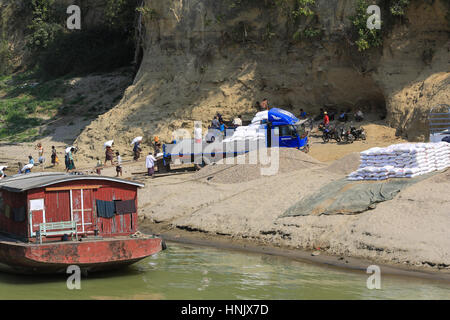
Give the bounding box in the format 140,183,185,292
0,172,144,193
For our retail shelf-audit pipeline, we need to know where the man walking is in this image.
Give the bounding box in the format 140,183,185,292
115,152,123,177
146,152,157,178
133,140,142,161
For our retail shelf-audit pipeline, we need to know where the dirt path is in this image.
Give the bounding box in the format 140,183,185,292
308,121,407,163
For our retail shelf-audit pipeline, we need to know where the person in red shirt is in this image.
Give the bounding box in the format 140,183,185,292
323,111,330,126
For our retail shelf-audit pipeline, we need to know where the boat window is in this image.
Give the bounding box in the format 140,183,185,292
29,199,44,211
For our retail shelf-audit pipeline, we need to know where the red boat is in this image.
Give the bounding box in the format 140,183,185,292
0,172,165,274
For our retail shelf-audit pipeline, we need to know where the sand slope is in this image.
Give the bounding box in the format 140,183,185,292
139,161,450,272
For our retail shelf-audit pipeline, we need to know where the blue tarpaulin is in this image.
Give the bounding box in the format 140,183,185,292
269,109,300,126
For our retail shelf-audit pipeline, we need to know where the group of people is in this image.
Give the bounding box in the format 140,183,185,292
204,98,272,142
338,109,364,123
14,143,62,175
206,112,244,142
317,108,365,127
210,113,228,136
132,137,160,177
101,138,159,178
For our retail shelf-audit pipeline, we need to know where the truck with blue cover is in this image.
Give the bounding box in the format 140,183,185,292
160,108,309,171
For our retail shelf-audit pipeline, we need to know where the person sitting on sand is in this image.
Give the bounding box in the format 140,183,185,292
355,109,364,122
338,110,348,122
28,156,35,166
299,109,307,119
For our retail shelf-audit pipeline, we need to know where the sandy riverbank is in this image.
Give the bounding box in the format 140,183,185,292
135,146,450,275
1,122,448,276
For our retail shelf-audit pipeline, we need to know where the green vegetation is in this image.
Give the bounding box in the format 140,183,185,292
0,40,12,75
225,0,417,50
225,0,319,42
25,0,65,53
136,6,160,21
0,72,66,141
350,0,383,51
389,0,410,16
349,0,417,51
290,0,316,19
23,0,138,78
0,1,30,75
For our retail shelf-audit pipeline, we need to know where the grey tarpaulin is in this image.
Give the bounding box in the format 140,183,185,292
281,173,437,217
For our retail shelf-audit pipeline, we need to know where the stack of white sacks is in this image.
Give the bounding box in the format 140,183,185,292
223,125,266,142
223,111,268,143
348,142,450,181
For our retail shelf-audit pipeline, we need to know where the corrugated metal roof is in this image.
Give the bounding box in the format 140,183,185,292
0,172,144,193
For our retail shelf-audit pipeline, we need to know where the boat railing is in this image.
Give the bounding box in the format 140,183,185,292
38,221,78,244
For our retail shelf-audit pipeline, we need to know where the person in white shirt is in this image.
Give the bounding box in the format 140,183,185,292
146,152,157,177
0,166,7,179
194,123,203,143
233,115,243,127
115,152,122,177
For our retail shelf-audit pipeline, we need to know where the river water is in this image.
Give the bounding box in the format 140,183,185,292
0,243,449,300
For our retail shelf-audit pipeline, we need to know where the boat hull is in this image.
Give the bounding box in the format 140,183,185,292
0,236,165,274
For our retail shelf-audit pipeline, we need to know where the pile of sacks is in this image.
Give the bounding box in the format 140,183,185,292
223,125,266,142
348,142,450,181
223,111,268,143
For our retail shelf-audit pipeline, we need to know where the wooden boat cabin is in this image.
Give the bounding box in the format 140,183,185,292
0,173,145,243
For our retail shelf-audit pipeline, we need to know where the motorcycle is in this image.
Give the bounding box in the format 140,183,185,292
322,126,341,143
339,126,355,144
350,126,366,141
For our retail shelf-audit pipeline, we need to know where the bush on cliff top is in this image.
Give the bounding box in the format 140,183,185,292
25,0,138,79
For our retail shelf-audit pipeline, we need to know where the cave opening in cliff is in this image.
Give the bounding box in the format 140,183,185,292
354,94,387,121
